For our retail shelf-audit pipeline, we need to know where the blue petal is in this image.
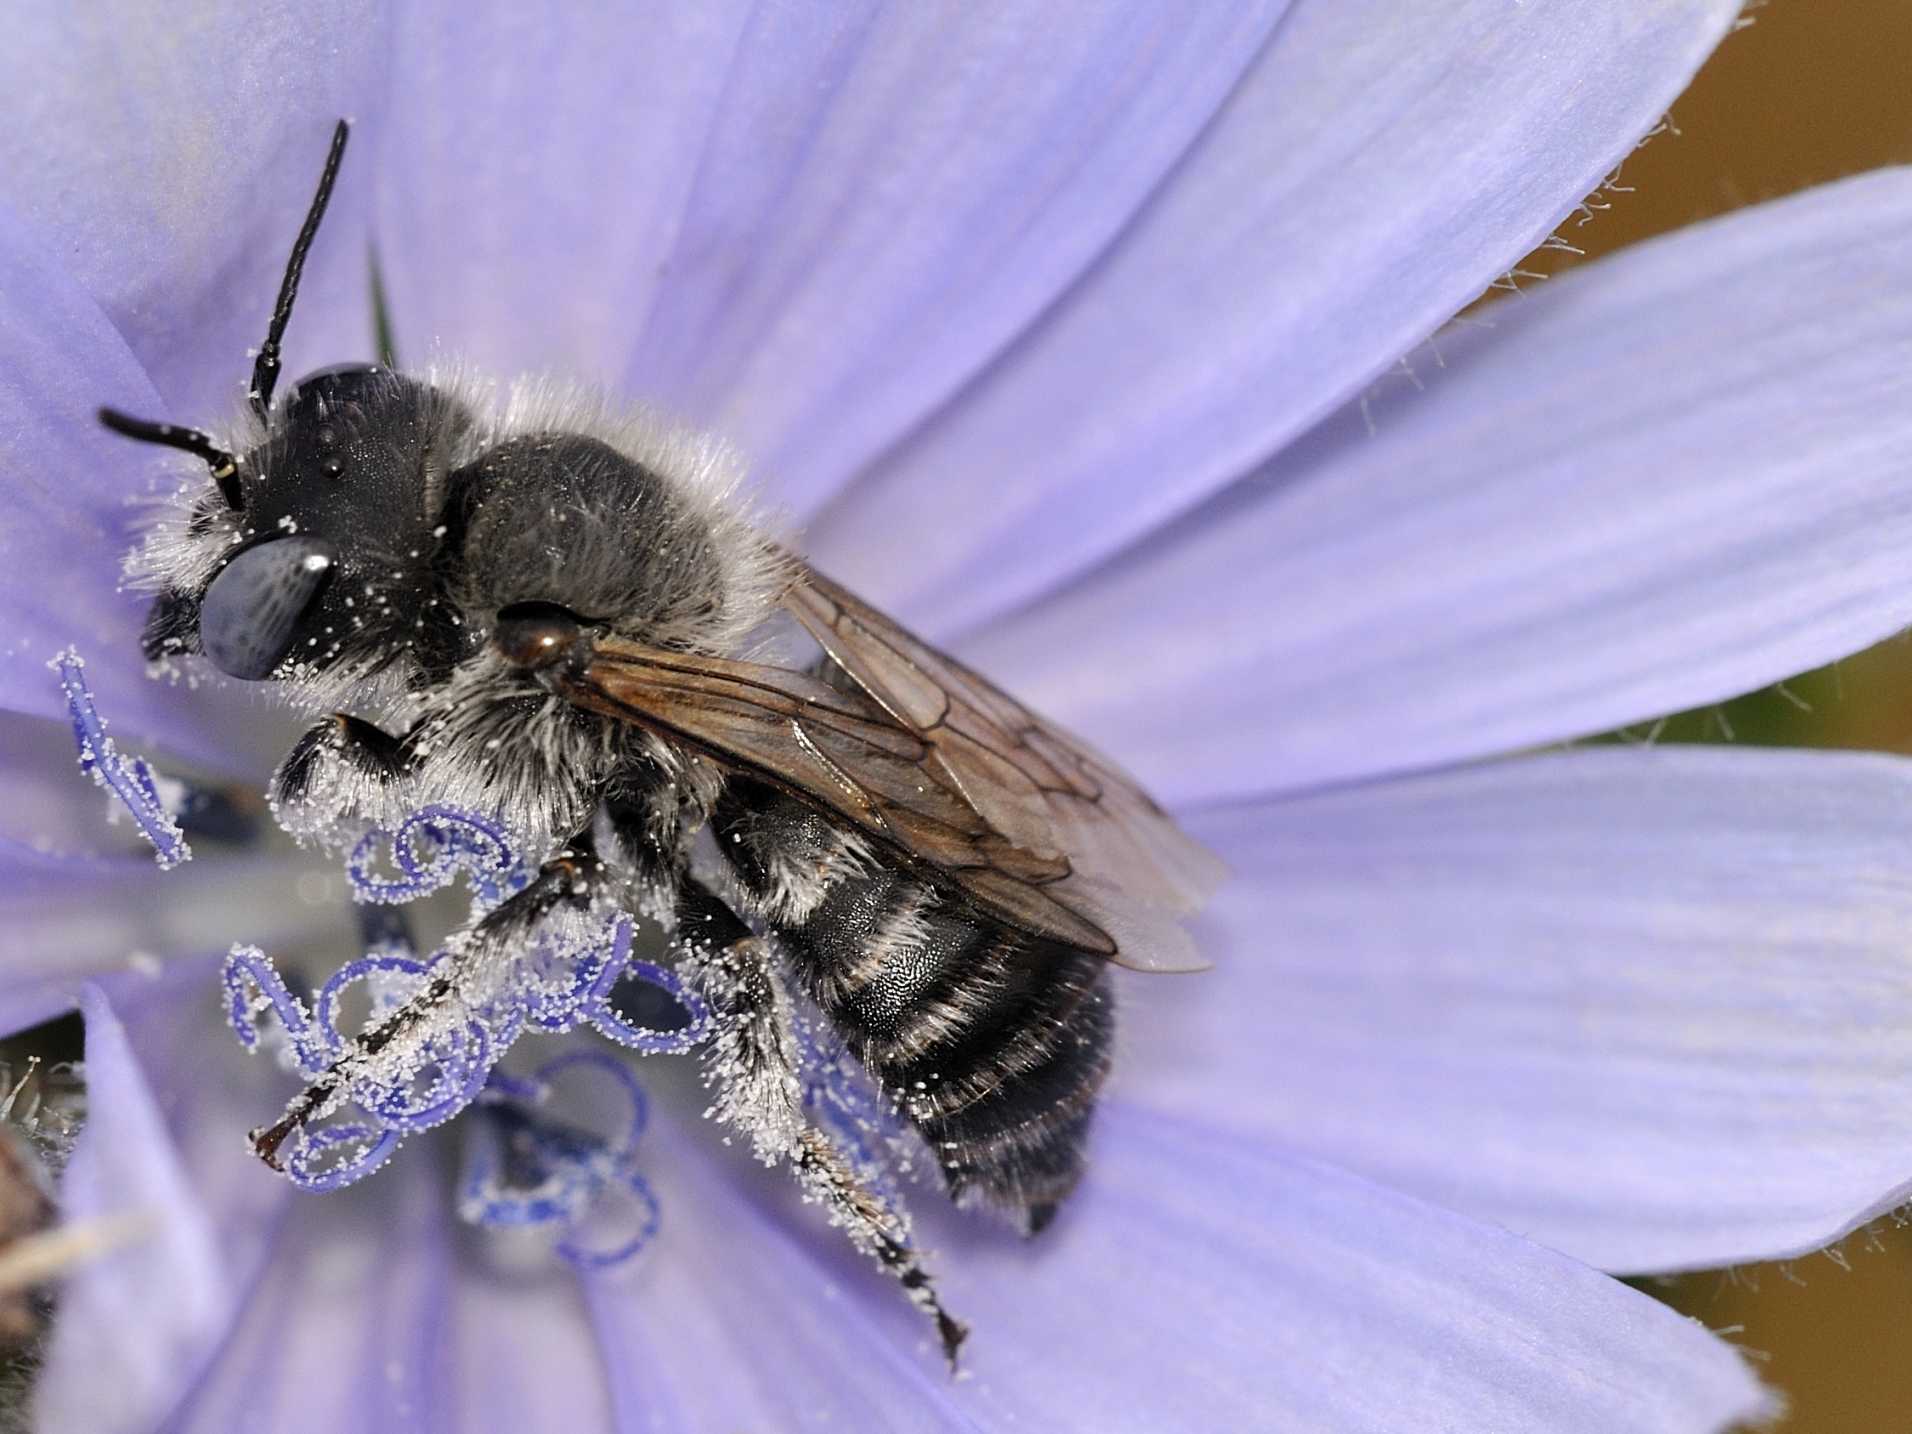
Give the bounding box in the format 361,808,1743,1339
151,1145,618,1434
39,987,621,1434
1123,747,1912,1274
0,836,339,1029
581,1105,1772,1432
37,979,1771,1432
370,0,1289,524
0,5,392,414
36,982,291,1434
945,1109,1771,1433
963,168,1912,803
0,218,284,769
806,0,1741,633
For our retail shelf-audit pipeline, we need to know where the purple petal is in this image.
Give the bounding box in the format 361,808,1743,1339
805,0,1740,633
369,1,760,384
579,1107,978,1430
151,1146,616,1433
948,1110,1770,1433
0,713,146,860
0,7,391,413
0,216,281,770
0,981,90,1044
618,4,1292,513
373,0,1286,511
588,1105,1769,1431
0,835,343,1033
1123,747,1912,1274
37,982,290,1434
963,167,1912,803
39,978,1770,1430
49,977,634,1432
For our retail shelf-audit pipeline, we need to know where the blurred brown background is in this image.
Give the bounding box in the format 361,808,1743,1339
1512,2,1912,1427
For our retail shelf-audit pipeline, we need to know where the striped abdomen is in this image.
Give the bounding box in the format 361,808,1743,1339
716,788,1113,1230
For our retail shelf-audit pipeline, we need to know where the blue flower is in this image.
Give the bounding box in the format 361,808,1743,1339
3,3,1909,1430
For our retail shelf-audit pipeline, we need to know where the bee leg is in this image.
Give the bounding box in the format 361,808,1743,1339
251,828,606,1169
677,880,969,1371
273,712,410,804
249,968,456,1169
594,764,694,907
792,1123,970,1372
462,829,611,959
270,712,413,835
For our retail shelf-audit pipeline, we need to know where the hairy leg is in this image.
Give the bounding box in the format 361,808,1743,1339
678,879,968,1368
250,827,605,1167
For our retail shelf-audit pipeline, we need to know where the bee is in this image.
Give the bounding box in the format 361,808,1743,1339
101,122,1221,1363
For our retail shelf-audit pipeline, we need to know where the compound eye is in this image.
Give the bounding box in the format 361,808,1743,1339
199,536,338,679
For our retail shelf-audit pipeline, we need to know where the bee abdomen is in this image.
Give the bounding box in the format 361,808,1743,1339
895,939,1113,1223
720,795,1113,1225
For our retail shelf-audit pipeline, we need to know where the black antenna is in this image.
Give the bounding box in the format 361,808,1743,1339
98,407,244,511
251,119,351,420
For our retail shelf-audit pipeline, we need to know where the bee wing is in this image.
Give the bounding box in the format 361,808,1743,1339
780,565,1224,972
557,638,1122,956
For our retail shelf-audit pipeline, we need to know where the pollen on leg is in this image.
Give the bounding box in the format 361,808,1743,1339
223,807,703,1235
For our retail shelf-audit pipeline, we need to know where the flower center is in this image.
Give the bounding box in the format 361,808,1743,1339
221,805,707,1263
54,648,947,1332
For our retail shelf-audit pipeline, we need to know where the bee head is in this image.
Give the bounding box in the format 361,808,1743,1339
223,365,476,680
100,122,478,692
106,362,479,684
